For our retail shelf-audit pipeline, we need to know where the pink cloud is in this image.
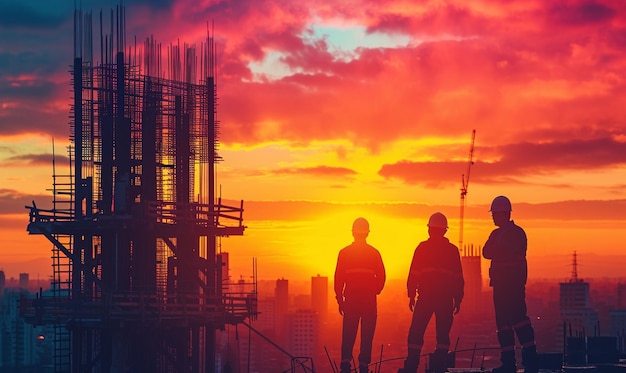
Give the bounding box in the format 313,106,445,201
2,0,626,194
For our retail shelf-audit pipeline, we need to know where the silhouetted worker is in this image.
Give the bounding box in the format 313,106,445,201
483,196,538,373
398,212,464,373
334,217,386,373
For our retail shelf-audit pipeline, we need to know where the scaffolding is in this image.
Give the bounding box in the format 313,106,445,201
22,7,256,373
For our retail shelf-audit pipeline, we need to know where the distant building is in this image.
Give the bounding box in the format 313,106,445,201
559,252,599,340
460,244,482,315
617,283,626,309
287,309,318,361
0,270,5,298
19,273,29,291
311,274,328,324
274,278,290,366
0,287,52,370
609,310,626,354
254,297,284,372
275,278,289,316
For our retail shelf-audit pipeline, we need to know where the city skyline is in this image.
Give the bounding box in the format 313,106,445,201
4,268,626,371
2,0,626,282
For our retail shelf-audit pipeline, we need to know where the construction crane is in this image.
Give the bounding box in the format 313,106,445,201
459,129,476,251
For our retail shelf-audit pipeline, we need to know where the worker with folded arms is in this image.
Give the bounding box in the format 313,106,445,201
483,196,538,373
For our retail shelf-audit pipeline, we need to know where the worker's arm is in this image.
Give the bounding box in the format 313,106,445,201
375,250,386,295
406,245,421,311
482,229,499,259
334,251,346,315
452,246,464,315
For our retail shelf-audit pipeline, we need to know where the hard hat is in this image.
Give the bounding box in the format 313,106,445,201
490,195,512,212
352,217,370,233
427,212,448,229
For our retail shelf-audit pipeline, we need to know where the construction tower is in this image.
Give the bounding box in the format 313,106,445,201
22,6,257,373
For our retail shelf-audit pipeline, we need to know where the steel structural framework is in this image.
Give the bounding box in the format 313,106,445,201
22,8,257,373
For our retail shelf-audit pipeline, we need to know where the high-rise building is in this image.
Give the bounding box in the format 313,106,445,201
0,270,5,298
18,273,29,291
311,274,328,323
231,297,282,372
460,244,482,314
0,288,50,368
288,309,318,361
617,283,626,309
609,310,626,354
559,252,599,338
275,278,289,348
275,278,289,316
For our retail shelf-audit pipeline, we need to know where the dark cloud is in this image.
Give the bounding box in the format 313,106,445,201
0,52,65,76
0,2,68,30
0,189,52,214
378,137,626,186
496,137,626,171
548,1,616,26
0,107,68,137
0,79,58,100
378,160,472,187
2,153,69,167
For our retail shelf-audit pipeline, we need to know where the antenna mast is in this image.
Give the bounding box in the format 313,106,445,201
459,129,476,251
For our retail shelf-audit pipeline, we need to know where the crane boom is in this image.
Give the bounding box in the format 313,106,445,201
459,129,476,251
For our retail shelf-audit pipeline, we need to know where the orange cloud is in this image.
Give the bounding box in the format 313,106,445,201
272,165,357,177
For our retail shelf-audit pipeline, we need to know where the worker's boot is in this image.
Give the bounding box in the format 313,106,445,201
522,345,538,373
492,350,516,373
359,363,369,373
430,348,449,373
515,321,538,373
340,361,351,373
398,349,421,373
493,328,517,373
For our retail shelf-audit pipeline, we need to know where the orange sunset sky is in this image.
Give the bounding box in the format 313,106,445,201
1,0,626,282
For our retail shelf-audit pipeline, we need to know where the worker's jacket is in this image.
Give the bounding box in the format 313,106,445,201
406,236,464,304
334,241,386,301
483,220,527,287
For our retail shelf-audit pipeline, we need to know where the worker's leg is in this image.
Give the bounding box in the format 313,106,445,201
493,286,517,373
340,306,360,373
494,325,516,373
505,283,538,373
431,300,454,373
358,298,377,373
434,299,453,351
515,318,538,373
400,300,433,373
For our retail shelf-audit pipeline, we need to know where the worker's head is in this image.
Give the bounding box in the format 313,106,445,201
489,195,512,227
427,212,448,237
352,217,370,240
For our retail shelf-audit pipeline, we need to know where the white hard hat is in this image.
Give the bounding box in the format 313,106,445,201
427,212,448,229
352,217,370,233
490,195,512,212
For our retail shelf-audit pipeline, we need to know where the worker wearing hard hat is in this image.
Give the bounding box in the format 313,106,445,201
398,212,464,373
334,217,386,373
483,196,538,373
